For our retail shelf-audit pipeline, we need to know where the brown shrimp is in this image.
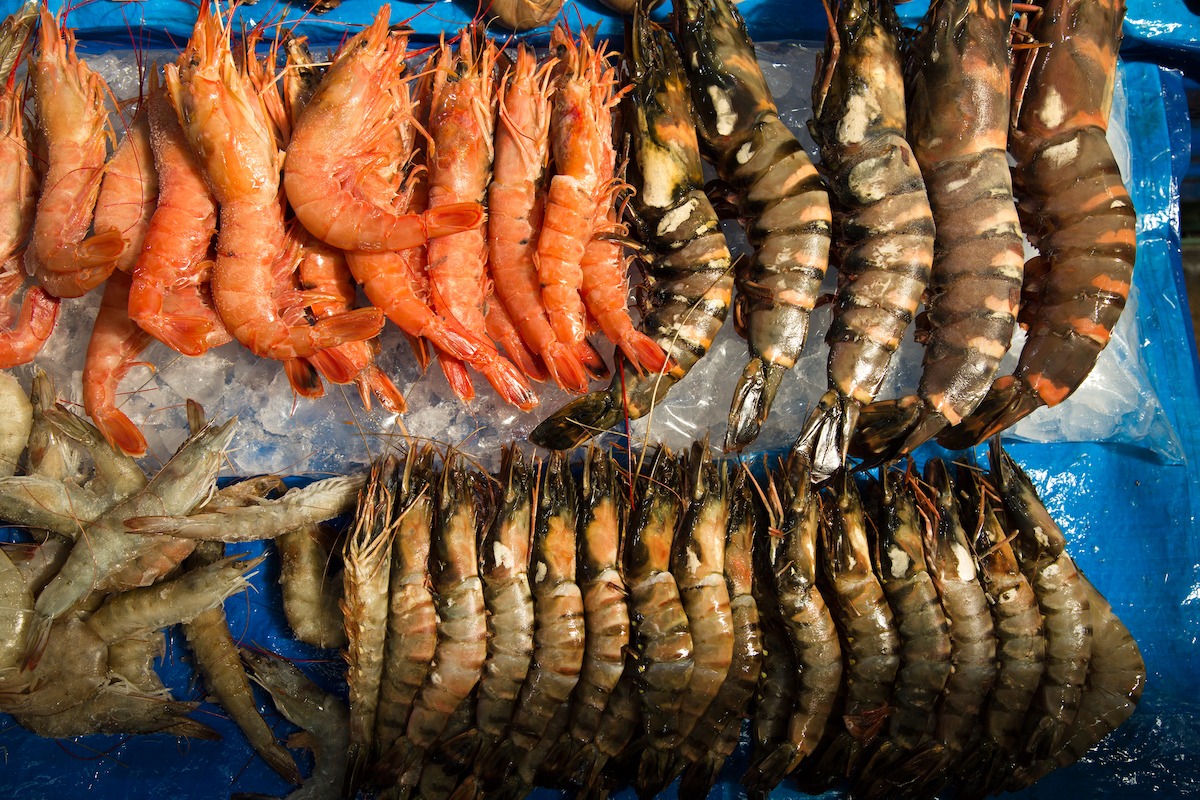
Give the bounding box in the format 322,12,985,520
128,76,228,357
853,0,1024,462
530,12,733,451
674,0,833,452
25,7,124,299
678,468,763,798
990,440,1093,764
374,449,438,764
939,0,1135,448
747,457,843,790
565,650,641,797
798,0,934,481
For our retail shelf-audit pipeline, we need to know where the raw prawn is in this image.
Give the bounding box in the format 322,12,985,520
0,370,32,477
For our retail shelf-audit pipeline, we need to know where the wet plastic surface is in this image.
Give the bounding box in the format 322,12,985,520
1,2,1199,798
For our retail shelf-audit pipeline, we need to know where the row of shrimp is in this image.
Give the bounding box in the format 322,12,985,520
64,429,1146,799
534,0,1135,481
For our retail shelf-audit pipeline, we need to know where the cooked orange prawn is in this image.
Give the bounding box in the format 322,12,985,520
25,7,124,299
93,98,158,275
426,31,537,410
165,4,383,374
283,8,482,254
83,270,154,456
129,77,228,357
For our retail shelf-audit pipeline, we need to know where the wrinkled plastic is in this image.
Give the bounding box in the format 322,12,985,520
2,4,1200,800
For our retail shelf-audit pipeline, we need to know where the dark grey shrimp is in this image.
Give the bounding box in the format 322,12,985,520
990,440,1093,764
529,11,733,451
574,653,642,800
673,0,832,451
797,0,935,481
678,468,763,798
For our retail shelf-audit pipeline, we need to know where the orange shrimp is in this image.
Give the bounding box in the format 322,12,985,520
83,270,154,456
426,31,537,410
0,4,57,369
129,77,228,357
489,44,601,394
165,4,383,375
93,98,158,275
282,8,482,255
485,288,546,382
535,25,621,360
25,7,124,299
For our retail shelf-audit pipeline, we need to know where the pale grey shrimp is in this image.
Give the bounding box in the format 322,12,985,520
23,369,81,482
0,474,110,538
497,453,585,793
678,468,763,799
0,545,33,675
125,473,366,540
856,469,952,798
623,450,693,797
816,470,900,778
0,370,31,477
375,449,438,764
42,404,146,498
747,457,842,790
342,456,398,789
0,615,108,716
15,679,216,740
923,460,997,765
106,629,165,694
242,649,351,800
183,541,301,784
990,440,1093,763
278,523,346,650
671,444,734,748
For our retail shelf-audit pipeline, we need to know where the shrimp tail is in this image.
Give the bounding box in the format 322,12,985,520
542,341,592,394
486,303,547,382
792,390,859,484
91,407,148,458
636,748,675,799
308,306,385,350
21,611,51,672
358,365,407,414
164,718,222,741
424,202,485,241
404,333,431,372
437,728,482,769
283,358,324,399
438,353,476,403
725,357,786,452
140,313,220,358
446,774,481,800
679,754,724,800
529,387,622,451
937,376,1041,450
619,330,672,376
73,226,128,271
478,358,539,411
577,340,609,378
0,287,60,369
849,396,948,467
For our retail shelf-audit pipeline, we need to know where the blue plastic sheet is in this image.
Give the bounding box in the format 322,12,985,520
2,2,1199,799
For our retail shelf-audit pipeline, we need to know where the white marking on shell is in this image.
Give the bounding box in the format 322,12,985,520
657,197,698,237
999,587,1018,605
707,85,737,137
493,541,514,571
837,90,877,145
888,545,911,579
1041,560,1060,579
535,561,548,583
1043,138,1080,169
1037,87,1065,130
952,543,977,582
687,548,702,574
736,141,755,164
1034,525,1050,549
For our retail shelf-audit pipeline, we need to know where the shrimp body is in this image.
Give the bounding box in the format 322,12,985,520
0,370,31,480
854,0,1023,460
130,81,227,356
675,0,832,452
25,8,124,299
283,9,481,254
83,270,154,456
530,14,733,451
940,0,1134,447
278,524,346,650
166,5,383,364
94,106,158,275
799,0,934,481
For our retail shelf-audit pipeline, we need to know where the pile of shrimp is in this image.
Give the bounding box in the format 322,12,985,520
3,400,1139,799
0,2,673,459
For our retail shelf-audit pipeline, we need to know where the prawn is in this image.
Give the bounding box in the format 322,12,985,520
0,370,32,477
25,7,124,299
853,0,1024,461
675,0,833,452
798,0,935,482
530,12,733,450
277,523,347,650
93,96,158,275
939,0,1135,448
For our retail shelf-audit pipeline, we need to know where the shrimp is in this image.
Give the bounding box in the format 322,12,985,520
530,12,733,450
817,470,900,778
93,99,158,275
492,453,585,794
82,270,155,456
42,403,146,500
677,468,762,799
674,0,832,452
0,370,31,477
182,543,301,784
488,45,597,393
278,523,347,650
165,4,384,370
565,651,641,797
0,5,57,369
746,457,842,790
15,680,215,740
426,32,537,411
241,649,351,800
622,449,693,797
342,456,398,788
797,0,934,482
23,370,80,482
535,25,621,363
374,449,438,763
852,0,1023,462
939,0,1135,448
748,534,798,782
0,545,33,675
855,469,952,799
105,629,165,694
990,440,1093,763
128,77,227,356
25,7,124,299
282,8,482,254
